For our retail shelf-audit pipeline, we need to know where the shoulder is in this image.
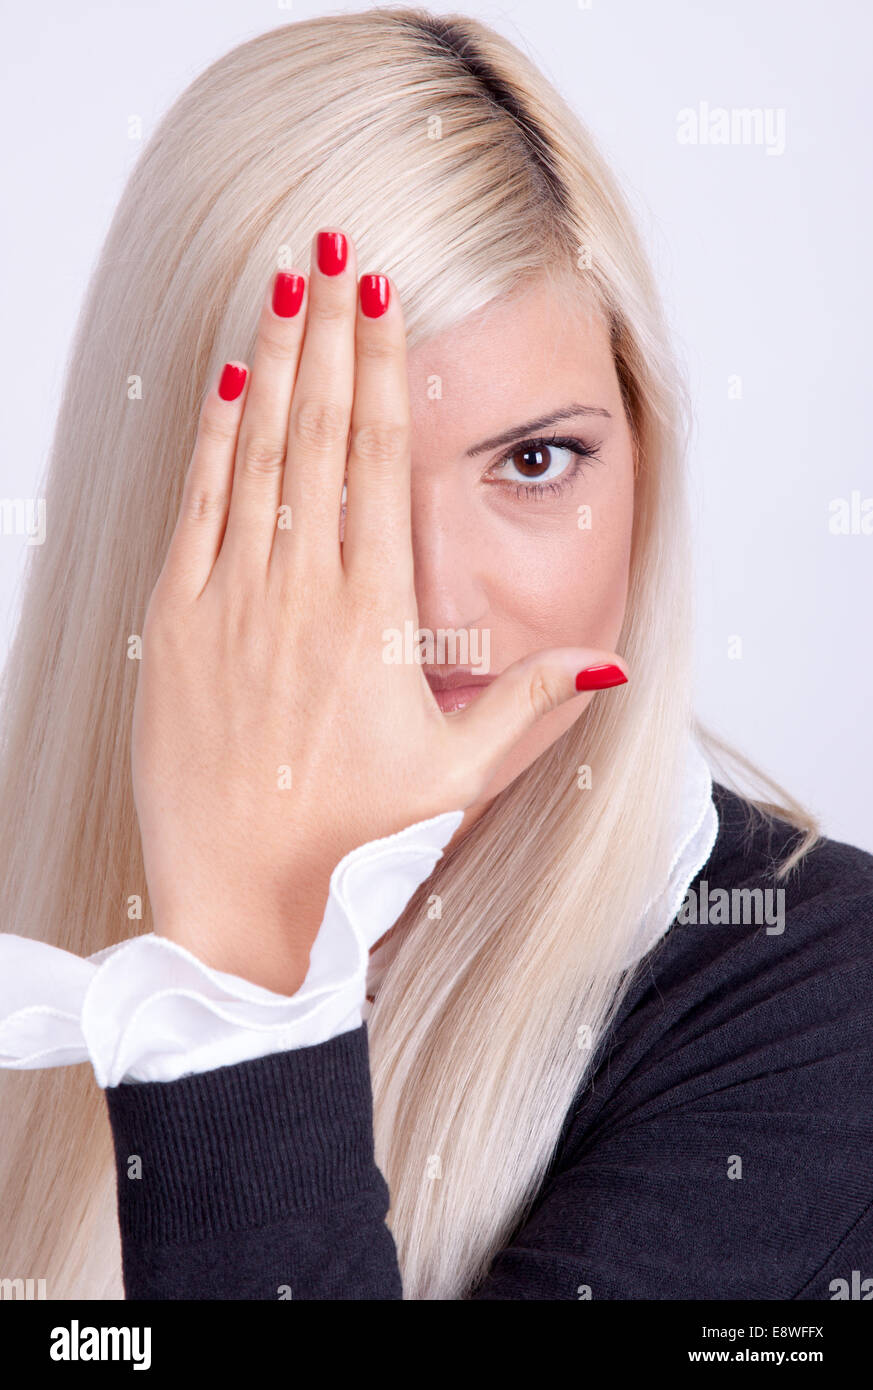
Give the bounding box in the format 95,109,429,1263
672,781,873,990
627,780,873,1059
547,783,873,1298
708,779,873,911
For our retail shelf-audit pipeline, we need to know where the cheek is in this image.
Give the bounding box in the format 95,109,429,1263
489,481,634,653
473,473,634,803
569,487,634,648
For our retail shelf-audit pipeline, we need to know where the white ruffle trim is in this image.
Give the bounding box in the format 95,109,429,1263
0,809,463,1087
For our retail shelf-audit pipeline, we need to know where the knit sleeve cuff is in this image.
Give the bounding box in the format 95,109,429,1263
104,1022,380,1246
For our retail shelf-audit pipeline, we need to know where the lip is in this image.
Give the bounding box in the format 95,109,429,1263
424,668,495,714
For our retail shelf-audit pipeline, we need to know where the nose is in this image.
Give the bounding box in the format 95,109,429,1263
409,474,489,636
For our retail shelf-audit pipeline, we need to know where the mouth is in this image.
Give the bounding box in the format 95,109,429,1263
424,668,496,714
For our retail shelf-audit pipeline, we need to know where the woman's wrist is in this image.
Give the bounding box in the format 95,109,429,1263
152,890,326,996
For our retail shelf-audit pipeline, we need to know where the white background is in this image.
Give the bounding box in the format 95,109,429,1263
1,0,870,849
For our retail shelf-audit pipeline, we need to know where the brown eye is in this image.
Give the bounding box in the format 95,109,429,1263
510,446,552,478
485,435,602,500
497,443,575,486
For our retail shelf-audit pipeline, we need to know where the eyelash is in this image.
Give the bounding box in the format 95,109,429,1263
486,433,603,500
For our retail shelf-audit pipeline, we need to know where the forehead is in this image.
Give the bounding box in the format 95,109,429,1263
406,276,617,433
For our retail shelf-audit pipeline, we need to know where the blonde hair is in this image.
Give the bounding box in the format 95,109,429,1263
0,8,818,1300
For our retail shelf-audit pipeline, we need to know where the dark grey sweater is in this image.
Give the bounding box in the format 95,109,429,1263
104,783,873,1299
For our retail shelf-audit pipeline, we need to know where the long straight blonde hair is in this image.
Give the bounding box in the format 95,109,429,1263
0,8,817,1300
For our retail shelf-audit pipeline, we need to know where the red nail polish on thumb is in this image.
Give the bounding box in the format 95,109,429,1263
575,663,627,692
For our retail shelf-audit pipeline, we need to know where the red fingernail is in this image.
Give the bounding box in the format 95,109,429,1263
575,663,627,691
360,274,389,318
317,230,347,276
272,272,305,317
218,363,247,401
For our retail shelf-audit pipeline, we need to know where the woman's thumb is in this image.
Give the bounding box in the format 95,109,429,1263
450,648,628,783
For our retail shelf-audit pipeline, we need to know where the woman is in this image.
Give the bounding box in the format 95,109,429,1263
0,8,870,1302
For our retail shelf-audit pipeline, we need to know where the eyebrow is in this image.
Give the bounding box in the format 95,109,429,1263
464,403,613,457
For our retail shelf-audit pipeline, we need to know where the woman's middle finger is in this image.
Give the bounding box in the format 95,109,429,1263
278,227,357,569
